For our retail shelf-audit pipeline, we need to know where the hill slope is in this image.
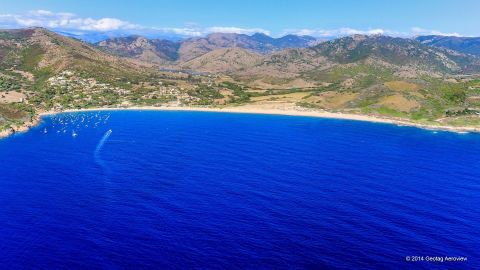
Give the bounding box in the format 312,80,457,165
0,28,149,78
311,35,469,72
191,35,480,79
179,47,263,73
96,36,180,64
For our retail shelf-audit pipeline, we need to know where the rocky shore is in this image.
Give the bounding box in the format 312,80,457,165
0,116,42,139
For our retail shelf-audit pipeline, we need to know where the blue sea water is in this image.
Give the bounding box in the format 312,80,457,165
0,111,479,269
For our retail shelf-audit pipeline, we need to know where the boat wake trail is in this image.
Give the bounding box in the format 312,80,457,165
95,129,112,155
94,129,112,175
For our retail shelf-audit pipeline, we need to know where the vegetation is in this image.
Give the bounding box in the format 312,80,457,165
1,28,480,135
0,76,21,91
219,82,251,103
20,46,44,72
0,103,34,130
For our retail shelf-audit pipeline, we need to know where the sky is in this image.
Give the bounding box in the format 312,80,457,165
0,0,479,39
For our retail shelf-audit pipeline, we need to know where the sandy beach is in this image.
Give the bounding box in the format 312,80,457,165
2,104,479,140
37,105,480,133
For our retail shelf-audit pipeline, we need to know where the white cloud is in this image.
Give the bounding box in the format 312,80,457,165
283,27,467,38
410,27,462,37
206,27,270,36
151,27,204,37
282,27,405,38
0,9,138,31
148,26,271,37
0,10,271,38
0,10,470,39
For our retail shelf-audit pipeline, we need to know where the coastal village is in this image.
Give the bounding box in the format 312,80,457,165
45,70,194,110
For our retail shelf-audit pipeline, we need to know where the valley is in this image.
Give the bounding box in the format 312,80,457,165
1,27,480,137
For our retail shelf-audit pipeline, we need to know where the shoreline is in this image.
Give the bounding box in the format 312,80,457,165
42,106,480,133
0,115,42,139
2,105,479,139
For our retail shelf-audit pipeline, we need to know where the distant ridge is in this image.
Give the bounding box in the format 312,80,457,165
97,36,180,65
96,32,317,63
416,35,480,57
183,34,480,77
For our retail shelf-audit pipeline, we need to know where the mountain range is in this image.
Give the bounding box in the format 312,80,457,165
96,32,318,64
181,34,480,82
94,32,480,77
1,27,480,133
